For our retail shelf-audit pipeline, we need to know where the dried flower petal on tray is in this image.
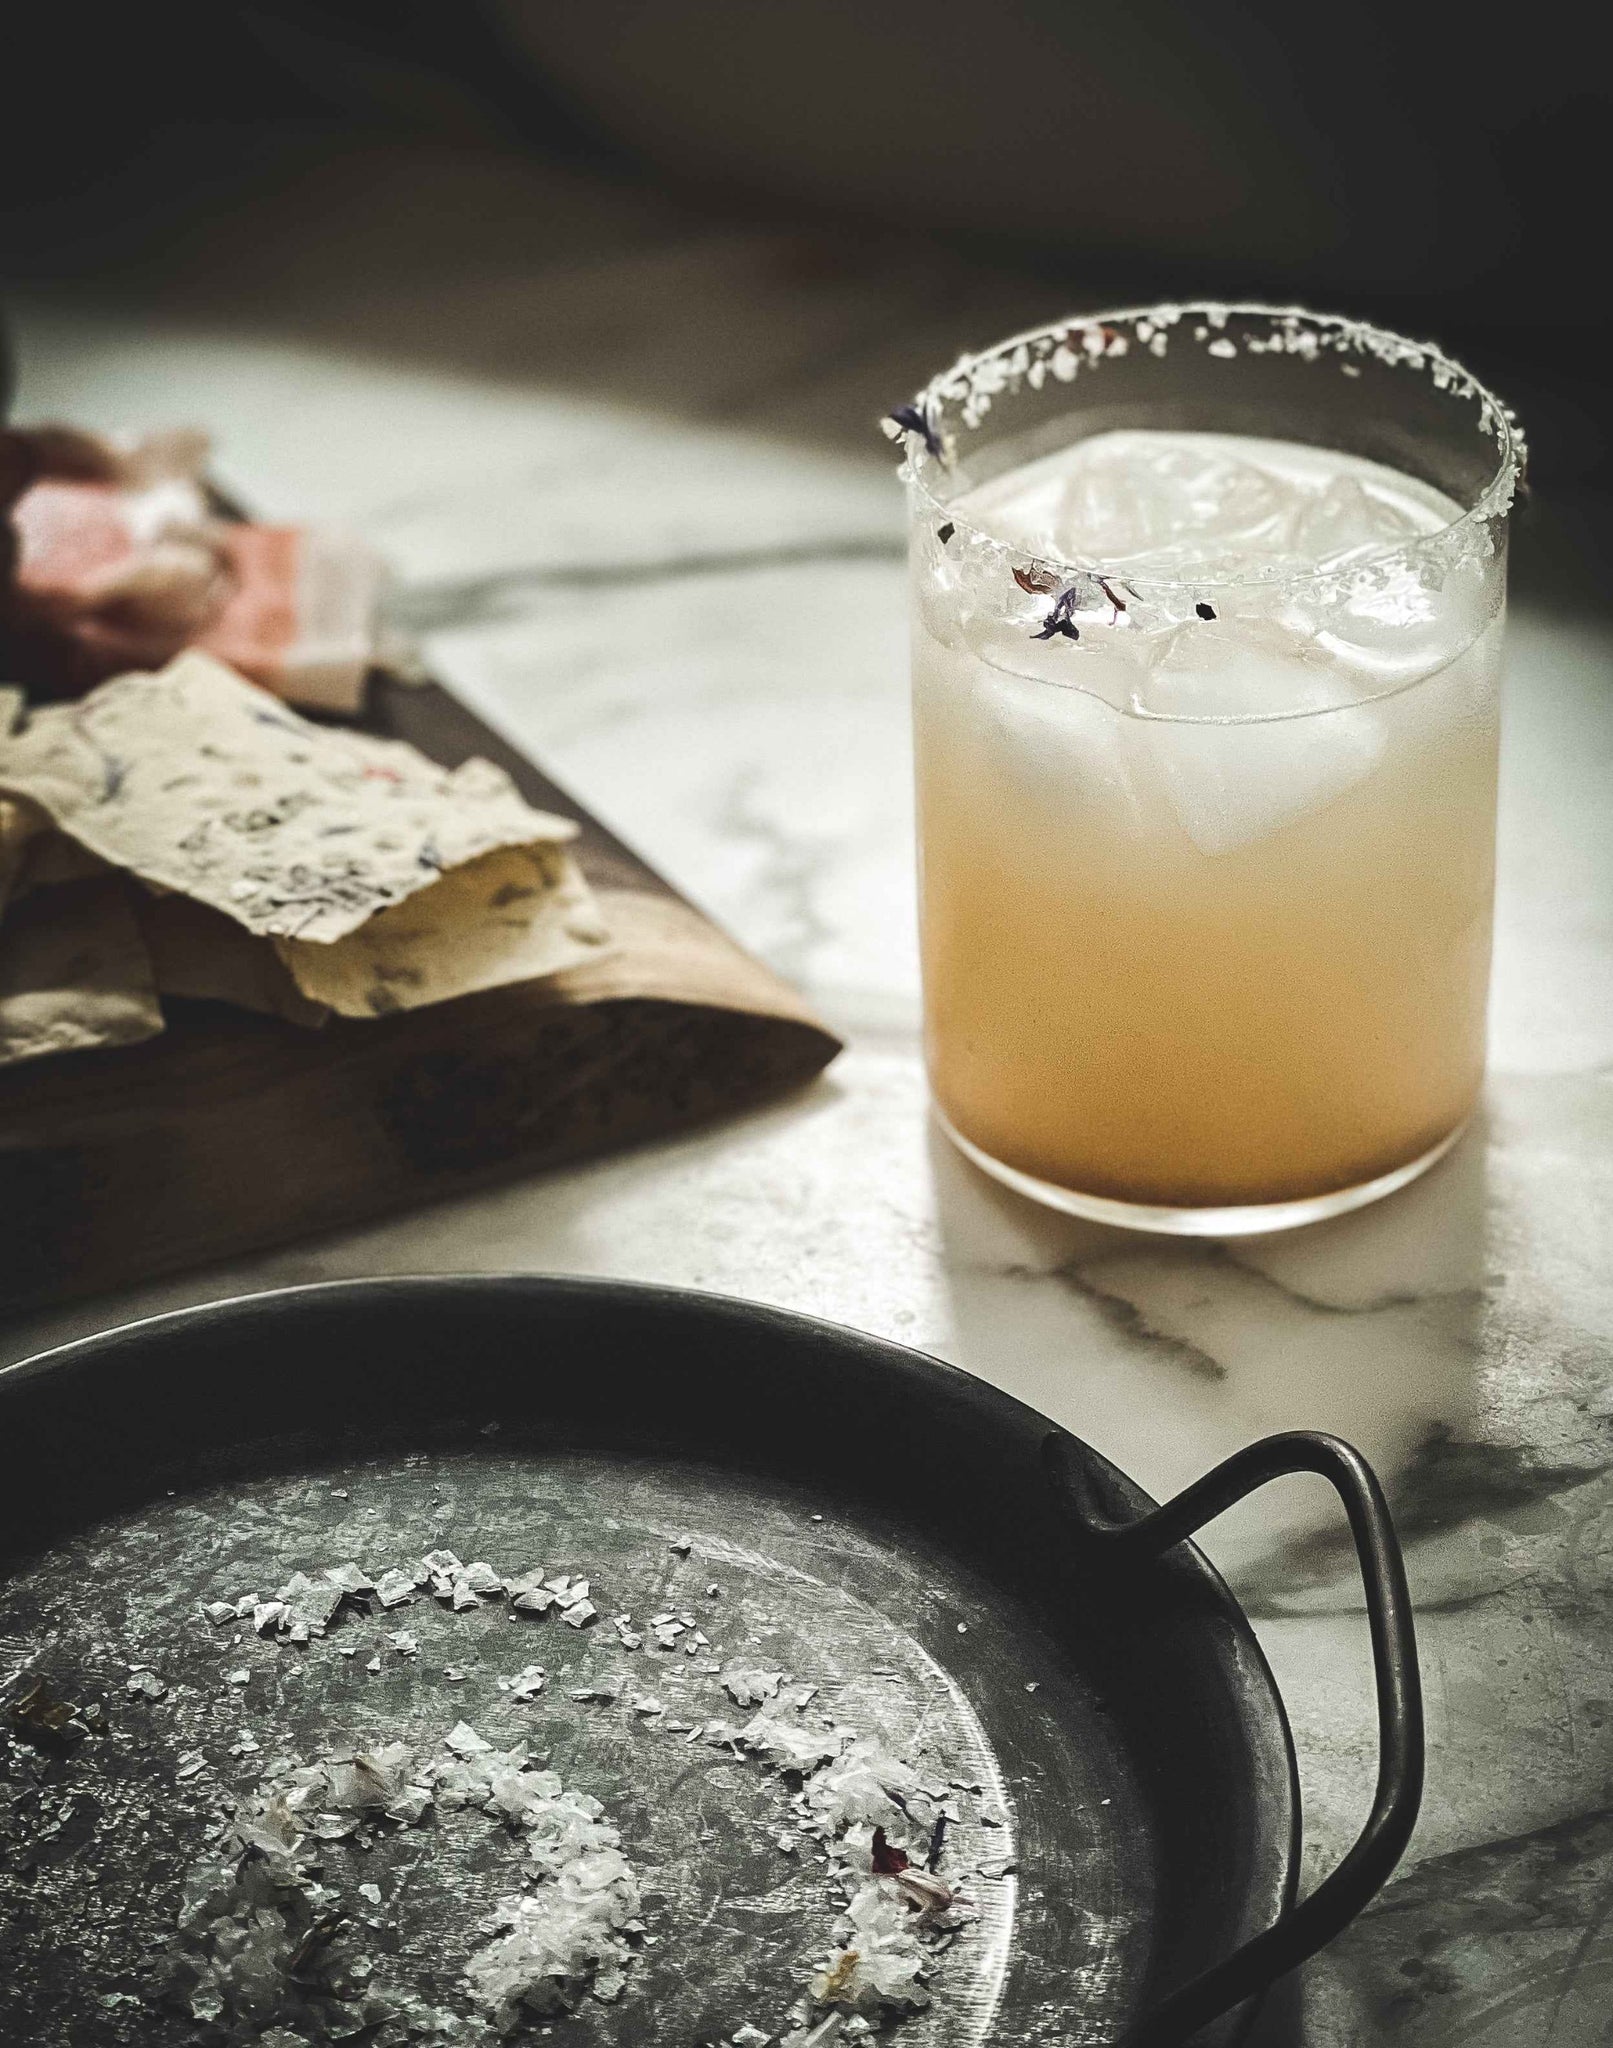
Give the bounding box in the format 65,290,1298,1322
0,651,577,942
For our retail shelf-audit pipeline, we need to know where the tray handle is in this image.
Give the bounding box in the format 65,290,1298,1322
1045,1429,1424,2047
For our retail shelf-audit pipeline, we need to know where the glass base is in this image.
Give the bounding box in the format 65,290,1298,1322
936,1111,1469,1237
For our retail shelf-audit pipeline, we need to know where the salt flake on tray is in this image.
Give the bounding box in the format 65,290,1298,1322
739,1716,847,1777
276,1571,343,1635
373,1569,417,1610
445,1721,493,1758
504,1568,556,1614
322,1563,374,1597
722,1667,784,1708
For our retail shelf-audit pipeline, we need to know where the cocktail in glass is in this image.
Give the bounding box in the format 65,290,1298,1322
891,305,1523,1234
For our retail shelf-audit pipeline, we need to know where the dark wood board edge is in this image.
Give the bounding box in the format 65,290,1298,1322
0,996,837,1313
0,659,842,1312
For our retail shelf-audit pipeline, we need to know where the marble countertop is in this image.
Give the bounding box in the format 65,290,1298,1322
3,142,1611,2045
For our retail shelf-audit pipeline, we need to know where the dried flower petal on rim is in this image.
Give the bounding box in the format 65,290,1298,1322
882,403,944,462
1031,589,1082,643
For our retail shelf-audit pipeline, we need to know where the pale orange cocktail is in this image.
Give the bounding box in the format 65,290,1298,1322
894,310,1521,1232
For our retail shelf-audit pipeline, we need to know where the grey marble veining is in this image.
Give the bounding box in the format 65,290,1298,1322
4,143,1612,2044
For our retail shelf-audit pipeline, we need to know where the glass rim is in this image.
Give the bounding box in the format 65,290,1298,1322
894,300,1526,598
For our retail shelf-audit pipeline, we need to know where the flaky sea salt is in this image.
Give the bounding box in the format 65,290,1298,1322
445,1721,492,1758
276,1571,344,1635
722,1668,784,1708
175,1532,973,2042
811,1880,930,2015
462,1770,642,2027
739,1716,847,1777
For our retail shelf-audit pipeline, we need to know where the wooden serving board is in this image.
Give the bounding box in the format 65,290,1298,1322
0,674,841,1311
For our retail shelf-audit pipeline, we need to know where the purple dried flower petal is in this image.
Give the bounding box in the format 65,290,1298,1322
1032,587,1082,642
885,402,944,461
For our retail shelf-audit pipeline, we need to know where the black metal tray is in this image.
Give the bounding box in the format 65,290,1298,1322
0,1276,1421,2046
